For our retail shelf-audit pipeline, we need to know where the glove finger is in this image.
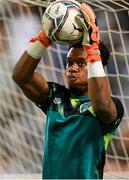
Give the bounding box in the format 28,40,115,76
30,36,38,43
75,15,88,31
82,30,90,46
91,26,100,44
75,16,90,45
79,10,90,28
81,3,96,23
80,3,100,44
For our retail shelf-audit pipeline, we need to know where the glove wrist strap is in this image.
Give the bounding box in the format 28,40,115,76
87,61,106,79
26,41,46,59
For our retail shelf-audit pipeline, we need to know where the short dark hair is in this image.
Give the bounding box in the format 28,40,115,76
69,42,110,66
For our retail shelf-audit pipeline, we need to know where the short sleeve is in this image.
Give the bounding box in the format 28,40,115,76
35,82,61,114
101,97,124,134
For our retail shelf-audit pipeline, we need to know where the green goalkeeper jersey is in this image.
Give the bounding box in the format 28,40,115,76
36,82,124,179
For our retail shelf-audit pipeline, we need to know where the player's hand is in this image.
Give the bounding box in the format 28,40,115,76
80,3,100,45
76,3,101,62
75,13,90,45
30,29,51,48
26,29,52,59
76,3,100,46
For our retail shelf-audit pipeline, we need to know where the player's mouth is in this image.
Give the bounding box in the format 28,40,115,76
67,74,79,82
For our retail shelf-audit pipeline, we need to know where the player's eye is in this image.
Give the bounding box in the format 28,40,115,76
66,61,87,69
77,61,87,67
66,61,73,68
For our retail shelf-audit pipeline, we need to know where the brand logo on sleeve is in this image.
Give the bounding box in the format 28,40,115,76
54,97,62,105
80,102,90,113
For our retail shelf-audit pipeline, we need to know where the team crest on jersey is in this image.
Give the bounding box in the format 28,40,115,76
54,97,62,104
80,102,90,113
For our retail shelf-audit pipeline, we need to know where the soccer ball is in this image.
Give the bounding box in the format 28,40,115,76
42,0,84,45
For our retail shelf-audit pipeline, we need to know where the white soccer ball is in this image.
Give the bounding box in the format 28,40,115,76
42,0,84,45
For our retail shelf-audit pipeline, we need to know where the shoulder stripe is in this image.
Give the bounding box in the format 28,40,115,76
103,133,113,150
87,106,96,117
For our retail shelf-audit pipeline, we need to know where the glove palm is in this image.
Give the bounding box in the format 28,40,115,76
76,3,101,62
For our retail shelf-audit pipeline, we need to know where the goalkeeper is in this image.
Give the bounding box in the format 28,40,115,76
12,3,124,179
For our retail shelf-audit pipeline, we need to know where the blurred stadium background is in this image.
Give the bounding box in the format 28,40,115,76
0,0,129,179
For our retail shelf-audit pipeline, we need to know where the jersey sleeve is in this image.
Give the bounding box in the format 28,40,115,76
101,97,124,134
35,82,61,114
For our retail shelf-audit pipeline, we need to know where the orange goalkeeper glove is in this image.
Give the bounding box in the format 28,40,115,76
30,30,51,48
26,29,51,59
76,3,101,63
76,3,106,78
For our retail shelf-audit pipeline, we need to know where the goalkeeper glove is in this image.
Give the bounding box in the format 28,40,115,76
76,3,101,63
26,30,51,59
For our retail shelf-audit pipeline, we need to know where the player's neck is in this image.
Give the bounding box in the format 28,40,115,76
69,86,88,96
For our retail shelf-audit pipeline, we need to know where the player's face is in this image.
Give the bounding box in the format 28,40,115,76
65,47,88,95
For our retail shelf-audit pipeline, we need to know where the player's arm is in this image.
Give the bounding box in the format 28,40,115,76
76,3,117,124
12,30,51,104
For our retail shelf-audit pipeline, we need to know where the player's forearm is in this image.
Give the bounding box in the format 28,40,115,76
88,77,117,123
88,77,111,110
87,61,117,123
13,30,50,86
12,51,40,86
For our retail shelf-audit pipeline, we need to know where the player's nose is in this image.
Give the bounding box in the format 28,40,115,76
69,63,79,72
